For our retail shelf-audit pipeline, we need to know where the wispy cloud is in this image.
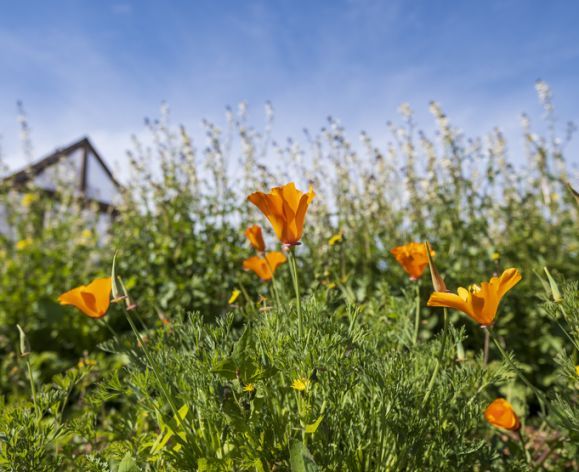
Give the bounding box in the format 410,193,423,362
0,0,577,177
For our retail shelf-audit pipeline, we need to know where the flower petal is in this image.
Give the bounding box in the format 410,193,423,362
427,291,476,319
496,268,522,300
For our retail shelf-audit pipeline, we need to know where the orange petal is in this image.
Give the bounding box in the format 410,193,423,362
86,277,112,317
427,291,476,320
265,251,287,273
294,192,313,243
273,182,301,213
243,256,271,280
496,268,522,300
59,277,111,319
245,225,266,252
248,192,286,242
58,287,88,313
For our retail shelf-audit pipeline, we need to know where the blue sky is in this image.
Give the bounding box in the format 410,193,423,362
1,0,578,175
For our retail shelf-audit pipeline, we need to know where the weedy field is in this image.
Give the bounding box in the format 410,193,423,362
0,84,577,471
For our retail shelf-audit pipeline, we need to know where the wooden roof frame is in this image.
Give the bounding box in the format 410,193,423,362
3,137,122,213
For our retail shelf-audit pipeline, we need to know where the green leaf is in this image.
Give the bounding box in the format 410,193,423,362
117,452,139,472
150,404,190,455
289,440,318,472
305,415,324,434
232,326,251,359
544,267,562,303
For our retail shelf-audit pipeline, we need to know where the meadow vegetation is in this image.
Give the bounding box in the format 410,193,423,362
0,83,577,470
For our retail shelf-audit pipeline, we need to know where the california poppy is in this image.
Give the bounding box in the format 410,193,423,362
427,268,521,326
243,252,287,281
245,225,266,253
484,398,521,431
58,277,112,319
390,242,435,280
248,182,315,246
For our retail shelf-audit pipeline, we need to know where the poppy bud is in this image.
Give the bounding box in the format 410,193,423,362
16,324,30,357
424,241,448,292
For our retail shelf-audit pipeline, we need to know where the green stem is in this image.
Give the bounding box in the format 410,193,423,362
288,249,302,340
483,326,490,366
26,358,39,418
517,429,533,467
554,318,579,352
264,255,284,312
422,308,449,406
489,330,547,417
101,317,120,341
413,281,421,345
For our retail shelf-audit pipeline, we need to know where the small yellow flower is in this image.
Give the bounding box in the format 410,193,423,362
575,365,579,376
491,252,501,261
16,238,33,251
21,193,38,208
77,358,97,369
228,289,241,304
329,231,343,246
243,383,255,393
291,377,310,392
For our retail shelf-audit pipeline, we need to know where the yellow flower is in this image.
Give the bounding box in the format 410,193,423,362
491,252,501,261
58,277,112,319
248,182,315,247
291,377,310,392
228,289,241,304
484,398,521,431
80,229,93,241
575,365,579,376
390,242,435,280
16,238,33,251
329,231,343,246
21,193,38,208
243,383,255,393
427,268,522,326
78,358,97,369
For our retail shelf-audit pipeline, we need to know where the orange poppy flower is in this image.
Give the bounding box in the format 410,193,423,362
427,268,521,326
58,277,112,319
390,242,435,280
484,398,521,431
245,225,266,252
248,182,315,246
243,251,287,281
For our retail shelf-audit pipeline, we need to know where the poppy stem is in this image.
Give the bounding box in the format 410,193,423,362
482,326,490,366
517,428,533,466
489,330,548,418
288,249,303,340
413,281,421,345
25,357,39,419
264,256,284,312
270,275,283,312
